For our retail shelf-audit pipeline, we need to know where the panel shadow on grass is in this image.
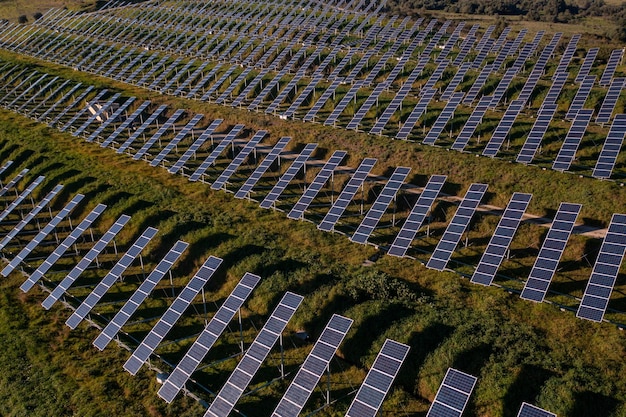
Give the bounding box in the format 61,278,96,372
501,364,555,417
570,390,619,417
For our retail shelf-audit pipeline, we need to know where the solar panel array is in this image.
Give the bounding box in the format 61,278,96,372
599,49,623,86
204,292,303,417
210,130,267,190
124,255,223,375
426,368,477,417
235,137,291,199
158,272,261,403
517,402,557,417
596,78,625,124
344,339,410,417
169,119,223,174
189,124,245,182
0,175,44,223
552,108,593,171
593,114,626,179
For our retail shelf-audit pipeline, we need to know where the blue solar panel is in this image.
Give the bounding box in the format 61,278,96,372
259,143,317,209
303,79,343,123
565,76,595,120
441,62,471,101
576,213,626,322
0,185,63,251
168,119,223,174
422,93,465,146
470,193,532,286
58,89,108,132
235,137,291,199
158,272,261,403
395,88,437,141
42,214,131,310
482,100,525,157
575,48,598,83
20,204,107,292
544,72,568,105
100,100,151,148
351,166,411,244
133,109,185,160
599,49,623,86
271,314,353,417
596,78,625,124
65,227,158,330
516,104,557,164
0,168,28,198
93,240,188,351
554,34,580,77
552,109,593,171
463,65,493,105
188,124,245,182
0,175,44,223
150,113,204,167
124,255,223,375
204,292,303,417
117,105,168,154
71,93,122,137
211,130,267,190
488,68,517,108
318,158,377,232
345,339,410,417
517,402,556,417
1,193,84,277
451,96,492,151
593,114,626,179
426,368,477,417
426,184,488,271
87,96,136,143
287,150,347,220
520,203,581,303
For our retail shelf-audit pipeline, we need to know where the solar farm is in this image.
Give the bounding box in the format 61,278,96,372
0,0,625,415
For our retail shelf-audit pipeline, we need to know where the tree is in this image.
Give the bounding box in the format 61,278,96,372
33,12,43,20
17,15,28,24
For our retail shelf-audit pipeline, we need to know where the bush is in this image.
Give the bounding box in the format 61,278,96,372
17,15,28,24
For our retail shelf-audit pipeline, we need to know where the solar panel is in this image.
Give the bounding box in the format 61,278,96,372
510,32,544,74
174,61,210,96
565,76,595,120
259,143,317,209
161,60,197,93
201,65,237,102
204,291,304,417
71,93,121,137
148,57,183,90
463,65,493,105
576,213,626,322
0,175,44,223
0,168,28,198
554,34,580,77
520,203,581,302
20,203,107,292
287,150,347,220
426,368,477,417
426,183,488,271
6,73,48,109
516,104,557,164
65,226,158,329
451,96,492,151
599,49,623,86
596,78,625,124
86,96,136,143
127,54,162,85
133,109,185,160
157,272,261,403
517,402,557,417
124,255,223,375
93,240,189,350
344,339,410,417
441,62,471,101
395,88,437,140
271,314,353,417
215,67,253,105
543,72,568,105
38,82,84,123
489,68,517,108
188,124,245,182
116,104,168,154
0,160,13,179
302,78,343,123
470,193,532,286
168,119,223,174
186,63,224,98
482,100,525,157
552,108,593,171
41,214,131,310
150,113,204,167
421,60,450,97
211,131,267,190
575,47,599,83
422,93,465,146
235,137,291,199
351,167,411,244
318,158,377,232
58,89,108,132
388,175,446,258
592,114,626,179
0,193,84,277
100,100,151,148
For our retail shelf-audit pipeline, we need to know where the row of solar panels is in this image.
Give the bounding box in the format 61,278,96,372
0,168,559,416
1,8,625,178
1,70,624,325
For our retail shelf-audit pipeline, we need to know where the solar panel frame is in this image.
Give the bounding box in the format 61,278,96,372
552,108,593,171
422,93,465,146
576,213,626,322
210,130,267,190
395,88,437,140
565,76,595,120
596,77,625,124
234,137,291,199
0,175,44,223
599,49,623,86
100,100,151,148
41,214,131,310
470,193,532,286
553,34,580,77
451,96,492,151
575,47,599,83
0,168,29,198
517,402,557,417
123,255,223,375
86,96,136,143
592,114,626,178
482,99,525,157
259,143,318,209
441,62,471,101
520,203,582,302
426,368,477,417
271,314,353,417
344,339,410,417
20,203,107,292
426,183,488,271
93,240,189,350
318,158,377,232
71,92,122,137
516,104,558,164
58,89,108,132
350,166,411,244
150,113,204,167
133,108,185,160
204,291,303,417
157,272,261,403
188,124,245,182
168,119,223,174
116,104,168,154
65,226,158,329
